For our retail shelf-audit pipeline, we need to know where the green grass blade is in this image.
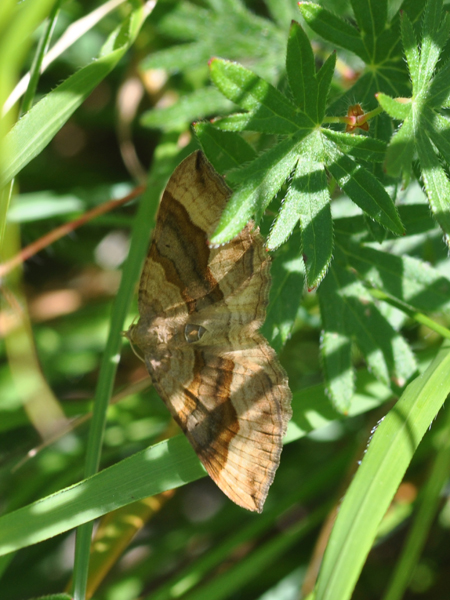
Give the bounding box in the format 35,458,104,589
0,365,392,559
72,137,189,599
0,436,205,558
315,340,450,600
382,402,450,600
184,505,329,600
149,450,349,600
0,3,146,189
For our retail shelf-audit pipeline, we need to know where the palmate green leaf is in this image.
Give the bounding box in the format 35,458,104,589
318,245,417,411
207,17,400,280
423,111,450,165
141,0,284,76
323,138,404,235
334,204,437,241
267,134,332,289
208,23,338,257
0,1,146,189
418,0,450,89
320,329,354,411
211,111,262,132
427,59,450,107
285,20,336,124
209,58,311,135
380,0,450,244
316,52,336,120
209,131,307,244
300,0,418,141
315,341,450,600
351,0,387,37
383,111,415,179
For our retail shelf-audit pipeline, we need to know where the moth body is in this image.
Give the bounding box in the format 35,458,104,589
126,151,292,512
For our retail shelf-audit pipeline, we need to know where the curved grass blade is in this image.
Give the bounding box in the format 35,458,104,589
315,340,450,600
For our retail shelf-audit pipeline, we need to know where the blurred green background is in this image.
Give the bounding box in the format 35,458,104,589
2,1,450,599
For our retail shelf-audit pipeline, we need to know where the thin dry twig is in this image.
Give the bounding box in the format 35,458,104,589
0,184,145,278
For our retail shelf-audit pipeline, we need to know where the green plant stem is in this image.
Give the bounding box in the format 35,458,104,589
0,2,60,251
72,136,187,600
369,288,450,340
323,105,383,127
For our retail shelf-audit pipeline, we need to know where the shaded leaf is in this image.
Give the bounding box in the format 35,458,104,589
299,2,368,61
141,88,235,132
324,138,404,235
319,244,417,411
210,58,311,134
267,140,332,289
194,121,257,171
262,232,305,353
322,129,388,162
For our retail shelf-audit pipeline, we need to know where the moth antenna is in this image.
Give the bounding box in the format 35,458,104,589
121,317,145,363
128,338,145,363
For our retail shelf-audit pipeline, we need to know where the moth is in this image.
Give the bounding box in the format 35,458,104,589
125,151,292,512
